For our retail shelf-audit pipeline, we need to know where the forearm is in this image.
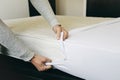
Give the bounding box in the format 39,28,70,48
30,0,60,27
0,19,34,61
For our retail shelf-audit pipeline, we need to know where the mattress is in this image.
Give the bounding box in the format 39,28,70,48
5,16,119,80
4,16,113,60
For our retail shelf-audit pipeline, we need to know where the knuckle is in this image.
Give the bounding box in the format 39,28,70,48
38,68,42,71
42,58,46,61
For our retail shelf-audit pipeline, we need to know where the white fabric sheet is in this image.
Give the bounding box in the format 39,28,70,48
6,16,120,80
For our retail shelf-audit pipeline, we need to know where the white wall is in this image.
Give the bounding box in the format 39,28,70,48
56,0,86,17
0,0,29,20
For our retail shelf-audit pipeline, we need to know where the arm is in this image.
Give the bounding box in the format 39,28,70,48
0,19,51,71
30,0,60,27
30,0,68,40
0,19,34,61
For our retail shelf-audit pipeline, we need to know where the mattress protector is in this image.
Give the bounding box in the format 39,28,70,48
5,16,120,80
5,16,112,60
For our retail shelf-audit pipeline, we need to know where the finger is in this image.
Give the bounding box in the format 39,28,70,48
56,28,62,40
44,59,52,70
41,57,52,63
39,66,46,71
38,64,47,71
39,63,52,71
63,30,69,40
45,65,52,70
35,64,43,71
46,58,52,62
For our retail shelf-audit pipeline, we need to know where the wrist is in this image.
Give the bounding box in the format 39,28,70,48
29,54,36,62
53,24,61,28
52,24,62,30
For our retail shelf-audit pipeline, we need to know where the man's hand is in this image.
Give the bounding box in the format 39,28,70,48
53,25,68,40
30,54,52,71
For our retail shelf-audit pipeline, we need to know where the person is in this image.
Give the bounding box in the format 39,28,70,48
0,0,68,71
0,0,84,80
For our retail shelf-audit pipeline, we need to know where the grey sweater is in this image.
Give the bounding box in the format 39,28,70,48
0,0,60,61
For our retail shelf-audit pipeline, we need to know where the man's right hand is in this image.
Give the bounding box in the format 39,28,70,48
30,54,52,71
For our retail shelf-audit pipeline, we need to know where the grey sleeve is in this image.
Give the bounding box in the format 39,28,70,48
30,0,60,27
0,19,34,61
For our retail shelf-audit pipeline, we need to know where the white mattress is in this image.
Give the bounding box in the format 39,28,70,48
4,16,112,60
5,16,120,80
